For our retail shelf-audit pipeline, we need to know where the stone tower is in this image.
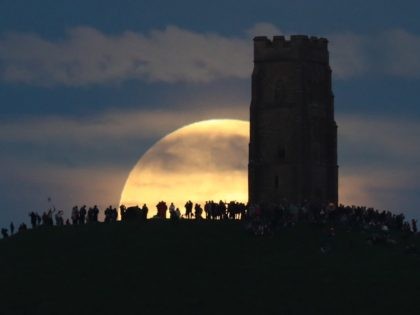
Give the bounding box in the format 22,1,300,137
248,35,338,206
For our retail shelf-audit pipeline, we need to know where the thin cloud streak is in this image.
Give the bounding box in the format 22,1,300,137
0,104,248,147
381,29,420,77
329,33,368,79
331,28,420,79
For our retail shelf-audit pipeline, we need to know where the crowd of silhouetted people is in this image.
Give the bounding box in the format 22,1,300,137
1,200,246,238
246,201,416,233
1,199,248,238
1,221,27,238
151,200,247,221
1,199,419,253
245,201,419,252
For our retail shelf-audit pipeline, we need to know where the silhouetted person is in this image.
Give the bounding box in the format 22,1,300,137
79,205,87,224
142,204,149,220
29,212,38,228
194,203,203,219
204,201,210,219
10,222,14,235
111,207,118,222
42,210,54,226
105,206,117,223
18,223,27,232
87,207,94,223
169,202,175,215
105,206,111,223
55,210,64,226
156,201,168,219
71,206,79,225
1,228,8,238
185,201,193,219
412,219,417,233
48,209,55,225
120,205,126,221
41,212,47,225
218,200,227,219
36,213,41,226
93,205,99,222
86,205,99,223
169,203,179,221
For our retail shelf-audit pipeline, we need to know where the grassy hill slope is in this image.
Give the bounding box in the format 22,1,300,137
1,220,420,315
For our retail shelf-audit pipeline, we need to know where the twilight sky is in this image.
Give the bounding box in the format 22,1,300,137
1,0,420,225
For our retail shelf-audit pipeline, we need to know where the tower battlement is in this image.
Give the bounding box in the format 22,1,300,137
254,35,329,64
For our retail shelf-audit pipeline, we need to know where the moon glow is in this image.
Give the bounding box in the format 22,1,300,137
119,119,249,217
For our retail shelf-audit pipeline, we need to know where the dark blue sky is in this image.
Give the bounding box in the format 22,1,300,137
1,0,419,225
2,1,420,35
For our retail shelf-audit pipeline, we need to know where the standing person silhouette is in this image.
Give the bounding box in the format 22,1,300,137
141,204,149,220
1,228,8,238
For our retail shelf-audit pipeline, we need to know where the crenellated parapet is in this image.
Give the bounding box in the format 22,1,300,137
253,35,329,64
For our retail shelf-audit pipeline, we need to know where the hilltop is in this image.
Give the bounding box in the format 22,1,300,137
1,220,420,315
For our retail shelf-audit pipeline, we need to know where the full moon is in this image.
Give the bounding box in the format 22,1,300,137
120,119,249,217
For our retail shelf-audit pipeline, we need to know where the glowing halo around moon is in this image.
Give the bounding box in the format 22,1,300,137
119,119,249,217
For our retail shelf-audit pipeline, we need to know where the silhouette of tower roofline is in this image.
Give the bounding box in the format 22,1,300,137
253,35,329,64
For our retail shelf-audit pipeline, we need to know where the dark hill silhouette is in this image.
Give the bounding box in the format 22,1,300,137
1,220,420,314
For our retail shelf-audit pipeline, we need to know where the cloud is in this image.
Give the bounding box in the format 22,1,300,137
141,132,248,172
380,29,420,77
0,26,251,86
0,104,247,151
329,33,368,79
330,28,420,79
0,101,249,185
246,22,283,38
2,24,420,85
